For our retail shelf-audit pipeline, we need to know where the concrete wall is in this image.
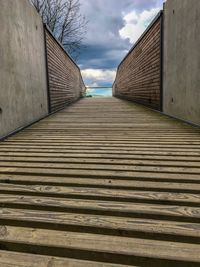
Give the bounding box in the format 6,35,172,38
113,13,163,110
163,0,200,125
45,28,85,113
0,0,48,138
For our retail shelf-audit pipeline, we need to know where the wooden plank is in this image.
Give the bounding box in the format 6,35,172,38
0,168,199,182
0,191,199,213
1,143,200,149
0,182,199,201
0,175,200,194
1,145,199,154
1,152,200,163
0,162,200,174
4,140,200,144
0,149,199,157
0,250,129,267
0,226,199,264
0,194,199,222
0,156,200,168
0,208,199,240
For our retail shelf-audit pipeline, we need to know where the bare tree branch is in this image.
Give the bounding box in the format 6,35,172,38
30,0,88,60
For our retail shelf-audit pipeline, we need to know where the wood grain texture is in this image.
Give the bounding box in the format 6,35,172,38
0,97,200,266
0,250,128,267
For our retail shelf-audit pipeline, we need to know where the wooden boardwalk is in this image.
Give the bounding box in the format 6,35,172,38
0,97,200,266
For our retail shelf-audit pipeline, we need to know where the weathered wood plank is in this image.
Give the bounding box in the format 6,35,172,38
0,226,199,263
2,143,200,148
1,152,200,162
0,163,200,175
0,208,199,241
0,156,200,168
0,250,127,267
0,168,199,182
0,149,199,157
0,192,199,214
0,194,199,222
0,175,200,194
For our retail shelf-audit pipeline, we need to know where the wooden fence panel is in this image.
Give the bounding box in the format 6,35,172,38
113,12,163,111
45,28,85,113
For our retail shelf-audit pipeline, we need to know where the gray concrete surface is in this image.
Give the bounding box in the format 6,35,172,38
163,0,200,125
0,0,48,138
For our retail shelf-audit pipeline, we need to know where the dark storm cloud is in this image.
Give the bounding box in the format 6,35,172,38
78,0,164,85
78,44,129,70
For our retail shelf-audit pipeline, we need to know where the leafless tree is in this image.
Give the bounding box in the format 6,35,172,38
30,0,87,60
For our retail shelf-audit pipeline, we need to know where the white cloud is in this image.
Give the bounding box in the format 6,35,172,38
81,69,116,86
87,82,98,87
119,7,160,44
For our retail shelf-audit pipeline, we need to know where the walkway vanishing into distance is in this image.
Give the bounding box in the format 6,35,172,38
0,97,200,266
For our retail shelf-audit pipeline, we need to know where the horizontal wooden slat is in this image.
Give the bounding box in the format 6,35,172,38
0,156,200,168
0,250,128,267
0,194,199,222
0,207,199,241
0,152,200,162
0,163,199,174
0,168,199,183
0,226,199,265
0,175,200,194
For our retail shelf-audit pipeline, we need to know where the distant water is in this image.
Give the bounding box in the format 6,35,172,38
86,87,112,97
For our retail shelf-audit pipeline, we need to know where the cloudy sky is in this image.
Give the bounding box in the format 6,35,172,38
78,0,165,87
